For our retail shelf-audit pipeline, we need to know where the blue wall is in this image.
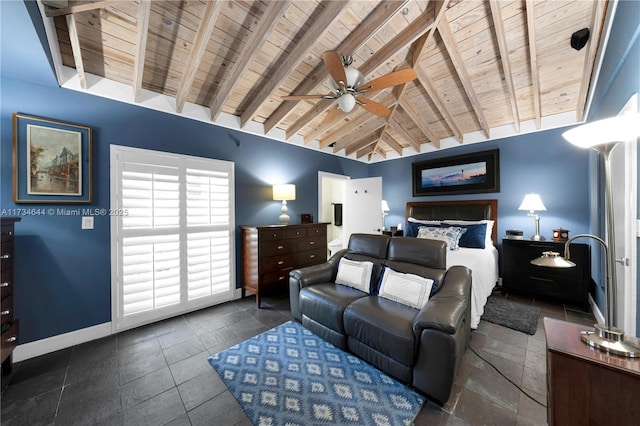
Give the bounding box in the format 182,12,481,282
0,74,367,343
371,133,591,246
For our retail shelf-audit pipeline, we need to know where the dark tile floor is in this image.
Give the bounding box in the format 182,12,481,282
1,290,596,426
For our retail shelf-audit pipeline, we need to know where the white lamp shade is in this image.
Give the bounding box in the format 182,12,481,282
562,112,640,148
337,93,356,113
329,67,365,91
518,193,546,212
272,184,296,201
381,200,390,213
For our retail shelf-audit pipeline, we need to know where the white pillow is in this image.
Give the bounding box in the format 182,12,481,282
408,217,441,225
378,268,434,309
335,258,374,293
444,219,494,246
416,226,465,250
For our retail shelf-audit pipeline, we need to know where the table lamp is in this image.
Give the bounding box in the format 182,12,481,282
518,193,546,241
273,184,296,225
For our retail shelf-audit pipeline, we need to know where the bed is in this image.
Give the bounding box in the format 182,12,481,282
405,200,499,329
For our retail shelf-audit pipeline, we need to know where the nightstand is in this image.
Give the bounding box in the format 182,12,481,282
501,238,591,310
383,229,403,237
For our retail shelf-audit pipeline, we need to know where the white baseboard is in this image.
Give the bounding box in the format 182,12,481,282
13,289,246,362
589,292,605,324
13,322,112,362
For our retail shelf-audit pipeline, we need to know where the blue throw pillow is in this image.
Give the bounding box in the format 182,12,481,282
443,222,487,249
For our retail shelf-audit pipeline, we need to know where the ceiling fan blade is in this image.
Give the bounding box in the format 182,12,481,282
321,106,345,125
357,97,391,119
357,68,418,92
281,94,326,100
323,51,347,87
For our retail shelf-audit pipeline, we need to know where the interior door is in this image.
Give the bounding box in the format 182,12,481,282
343,177,383,244
610,95,637,335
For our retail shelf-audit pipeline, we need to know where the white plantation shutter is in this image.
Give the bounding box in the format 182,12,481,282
111,146,235,331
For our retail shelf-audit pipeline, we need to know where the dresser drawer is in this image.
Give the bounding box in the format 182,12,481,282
286,228,307,238
297,247,327,267
0,241,13,271
262,269,291,288
258,228,288,241
297,235,325,251
260,239,297,256
1,320,19,363
260,253,296,273
307,226,326,237
0,266,12,300
1,294,13,325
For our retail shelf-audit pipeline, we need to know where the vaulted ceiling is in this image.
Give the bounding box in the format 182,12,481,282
38,0,609,162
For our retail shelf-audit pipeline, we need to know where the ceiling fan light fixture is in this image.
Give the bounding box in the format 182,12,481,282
338,93,356,113
346,68,365,88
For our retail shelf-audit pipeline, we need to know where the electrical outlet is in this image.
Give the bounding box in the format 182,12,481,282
82,216,94,230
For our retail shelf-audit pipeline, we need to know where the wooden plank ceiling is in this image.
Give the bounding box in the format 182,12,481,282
40,0,608,162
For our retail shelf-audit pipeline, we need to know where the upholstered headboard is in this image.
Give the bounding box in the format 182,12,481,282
405,199,498,246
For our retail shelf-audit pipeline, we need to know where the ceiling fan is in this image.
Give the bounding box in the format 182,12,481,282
282,51,418,123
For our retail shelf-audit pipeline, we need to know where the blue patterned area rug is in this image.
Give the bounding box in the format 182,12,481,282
208,321,425,425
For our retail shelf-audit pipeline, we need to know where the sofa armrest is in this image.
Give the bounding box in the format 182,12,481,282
413,265,471,335
289,250,345,321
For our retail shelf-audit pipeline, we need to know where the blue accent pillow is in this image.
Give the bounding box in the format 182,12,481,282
443,222,487,249
405,221,421,237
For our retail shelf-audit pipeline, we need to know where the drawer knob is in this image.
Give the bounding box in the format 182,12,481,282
309,254,315,259
277,261,284,265
1,309,10,316
278,276,285,281
0,282,9,288
309,241,315,245
0,254,10,260
277,245,284,250
6,336,16,343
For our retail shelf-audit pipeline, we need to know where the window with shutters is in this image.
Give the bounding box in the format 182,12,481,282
110,146,235,331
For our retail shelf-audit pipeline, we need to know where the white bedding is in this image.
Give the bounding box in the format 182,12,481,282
446,246,499,329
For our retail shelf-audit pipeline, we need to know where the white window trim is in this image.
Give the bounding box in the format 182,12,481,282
110,145,236,332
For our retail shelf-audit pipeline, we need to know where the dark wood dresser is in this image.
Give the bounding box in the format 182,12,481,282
1,217,20,375
544,318,640,425
502,238,591,310
240,223,328,308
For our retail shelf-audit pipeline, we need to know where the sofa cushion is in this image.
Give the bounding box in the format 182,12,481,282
378,267,434,309
335,258,374,293
344,296,418,366
299,284,368,333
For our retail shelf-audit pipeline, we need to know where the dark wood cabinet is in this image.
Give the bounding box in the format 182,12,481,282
1,217,20,375
544,318,640,425
240,223,328,308
501,238,591,310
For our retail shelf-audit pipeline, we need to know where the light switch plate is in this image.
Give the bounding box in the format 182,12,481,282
82,216,94,230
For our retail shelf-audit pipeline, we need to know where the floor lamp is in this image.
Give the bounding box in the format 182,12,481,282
532,112,640,358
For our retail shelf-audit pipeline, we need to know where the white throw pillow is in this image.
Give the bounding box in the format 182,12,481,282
335,258,374,293
416,226,465,250
378,268,434,309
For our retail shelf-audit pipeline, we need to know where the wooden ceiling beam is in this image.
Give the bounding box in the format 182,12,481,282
400,97,440,148
390,117,421,152
576,0,607,121
286,4,437,141
239,1,348,128
175,1,222,113
319,112,381,149
489,0,520,133
209,1,290,122
45,0,111,17
65,14,87,89
334,123,386,153
438,15,491,139
525,0,541,129
381,132,403,156
132,0,151,102
345,131,382,157
264,0,407,134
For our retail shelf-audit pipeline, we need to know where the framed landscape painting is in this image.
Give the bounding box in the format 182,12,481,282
412,149,500,196
12,113,93,203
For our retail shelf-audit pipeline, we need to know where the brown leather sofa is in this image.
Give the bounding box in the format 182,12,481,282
289,233,472,405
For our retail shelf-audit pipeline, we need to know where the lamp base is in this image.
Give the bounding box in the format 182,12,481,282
530,234,546,241
580,323,640,358
278,201,290,225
